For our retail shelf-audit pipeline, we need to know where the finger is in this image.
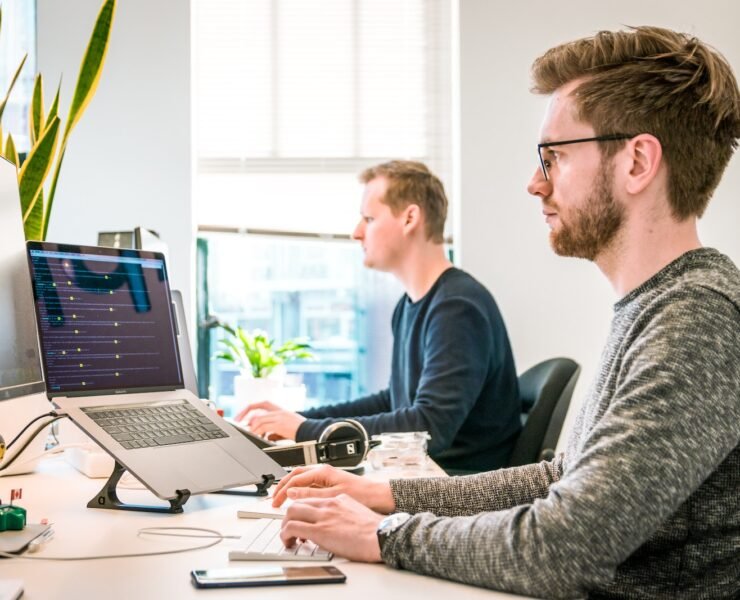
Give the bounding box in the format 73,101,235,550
284,500,324,523
272,467,330,506
280,520,319,548
272,467,312,505
287,486,342,501
234,406,250,422
244,401,274,412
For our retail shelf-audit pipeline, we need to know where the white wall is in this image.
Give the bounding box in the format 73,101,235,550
457,0,740,445
37,0,193,317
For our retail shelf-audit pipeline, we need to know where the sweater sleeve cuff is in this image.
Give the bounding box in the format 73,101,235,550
295,417,334,442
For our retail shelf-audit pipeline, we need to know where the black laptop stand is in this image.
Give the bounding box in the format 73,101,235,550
88,461,276,514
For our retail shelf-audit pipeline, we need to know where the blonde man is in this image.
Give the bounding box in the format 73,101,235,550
245,160,521,473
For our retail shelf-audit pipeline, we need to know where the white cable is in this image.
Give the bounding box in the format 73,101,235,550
0,527,228,561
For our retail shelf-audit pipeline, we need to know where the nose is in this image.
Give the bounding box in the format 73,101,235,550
527,166,551,199
352,220,364,240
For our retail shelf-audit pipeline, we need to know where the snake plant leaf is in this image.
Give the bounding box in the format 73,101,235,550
30,74,44,145
24,189,44,242
47,79,62,124
4,133,19,168
62,0,116,144
20,116,60,233
0,54,28,123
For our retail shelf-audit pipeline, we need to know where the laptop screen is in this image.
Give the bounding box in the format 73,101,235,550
26,242,183,396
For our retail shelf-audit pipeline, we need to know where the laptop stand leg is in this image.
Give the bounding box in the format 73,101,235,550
212,473,276,497
87,461,191,514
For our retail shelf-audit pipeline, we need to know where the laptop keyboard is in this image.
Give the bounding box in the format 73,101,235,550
82,400,228,450
229,518,333,562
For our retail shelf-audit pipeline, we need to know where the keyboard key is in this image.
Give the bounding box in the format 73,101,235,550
154,434,194,446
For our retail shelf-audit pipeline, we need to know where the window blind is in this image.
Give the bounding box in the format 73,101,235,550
193,0,453,234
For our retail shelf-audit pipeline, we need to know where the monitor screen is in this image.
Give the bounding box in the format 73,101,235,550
0,157,45,401
27,243,184,396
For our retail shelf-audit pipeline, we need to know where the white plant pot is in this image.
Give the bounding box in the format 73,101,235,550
234,375,283,405
233,372,308,413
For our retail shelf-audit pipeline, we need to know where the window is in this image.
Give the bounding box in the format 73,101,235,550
192,0,452,412
0,0,36,153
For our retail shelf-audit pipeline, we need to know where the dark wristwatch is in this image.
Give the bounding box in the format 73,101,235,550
376,512,412,553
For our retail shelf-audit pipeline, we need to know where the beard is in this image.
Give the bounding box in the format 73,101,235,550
548,163,624,261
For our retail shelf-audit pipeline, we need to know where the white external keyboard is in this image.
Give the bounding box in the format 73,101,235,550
229,518,333,562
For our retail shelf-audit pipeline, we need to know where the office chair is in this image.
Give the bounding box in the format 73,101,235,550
507,357,580,467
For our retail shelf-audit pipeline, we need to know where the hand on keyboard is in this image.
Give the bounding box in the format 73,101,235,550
229,518,332,562
280,494,385,563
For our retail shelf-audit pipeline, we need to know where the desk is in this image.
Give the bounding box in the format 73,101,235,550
0,457,533,600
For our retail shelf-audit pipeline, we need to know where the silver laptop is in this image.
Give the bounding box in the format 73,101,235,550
25,241,285,501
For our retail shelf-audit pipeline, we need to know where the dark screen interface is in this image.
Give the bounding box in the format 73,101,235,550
28,248,182,393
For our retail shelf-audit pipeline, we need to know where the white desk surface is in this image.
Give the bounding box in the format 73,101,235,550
0,456,535,600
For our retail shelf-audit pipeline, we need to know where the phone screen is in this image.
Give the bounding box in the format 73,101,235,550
191,566,346,588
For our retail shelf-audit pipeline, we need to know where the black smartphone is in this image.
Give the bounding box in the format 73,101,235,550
191,565,346,589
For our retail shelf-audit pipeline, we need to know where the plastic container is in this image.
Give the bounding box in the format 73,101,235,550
368,431,431,469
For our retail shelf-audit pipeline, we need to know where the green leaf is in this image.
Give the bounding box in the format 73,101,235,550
0,54,28,123
4,133,19,168
30,74,44,145
20,116,60,236
24,188,44,243
62,0,116,144
47,79,62,123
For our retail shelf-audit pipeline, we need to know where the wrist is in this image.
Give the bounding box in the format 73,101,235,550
376,512,412,555
365,480,395,513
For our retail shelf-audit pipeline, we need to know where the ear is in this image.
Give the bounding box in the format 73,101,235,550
402,204,422,235
623,133,663,196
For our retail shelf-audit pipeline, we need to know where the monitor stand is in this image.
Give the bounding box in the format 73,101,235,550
0,392,54,477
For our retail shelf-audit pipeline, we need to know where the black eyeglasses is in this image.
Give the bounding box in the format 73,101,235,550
537,134,637,181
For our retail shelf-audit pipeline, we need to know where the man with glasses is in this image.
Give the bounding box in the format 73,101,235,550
266,26,740,599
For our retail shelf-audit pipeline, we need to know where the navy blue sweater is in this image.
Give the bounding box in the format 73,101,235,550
296,268,521,472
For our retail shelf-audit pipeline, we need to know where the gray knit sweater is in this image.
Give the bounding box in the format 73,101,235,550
383,249,740,599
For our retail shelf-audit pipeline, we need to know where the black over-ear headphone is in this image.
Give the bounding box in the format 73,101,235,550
234,419,377,469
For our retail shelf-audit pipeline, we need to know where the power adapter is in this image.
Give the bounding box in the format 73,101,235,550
64,445,115,479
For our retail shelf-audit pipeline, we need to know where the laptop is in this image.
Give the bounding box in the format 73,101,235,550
25,241,285,501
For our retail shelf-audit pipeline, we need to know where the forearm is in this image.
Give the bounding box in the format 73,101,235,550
300,389,391,419
390,457,563,516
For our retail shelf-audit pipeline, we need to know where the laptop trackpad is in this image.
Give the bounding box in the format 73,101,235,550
167,445,256,492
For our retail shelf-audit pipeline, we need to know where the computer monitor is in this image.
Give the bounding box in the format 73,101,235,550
0,156,53,476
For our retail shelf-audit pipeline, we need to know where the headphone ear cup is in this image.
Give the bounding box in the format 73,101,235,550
318,419,369,468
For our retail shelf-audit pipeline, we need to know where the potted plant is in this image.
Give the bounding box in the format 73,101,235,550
215,324,314,409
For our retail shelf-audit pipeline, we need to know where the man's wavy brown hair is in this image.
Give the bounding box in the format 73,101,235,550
532,26,740,219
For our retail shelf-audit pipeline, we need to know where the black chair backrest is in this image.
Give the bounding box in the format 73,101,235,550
507,357,580,467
